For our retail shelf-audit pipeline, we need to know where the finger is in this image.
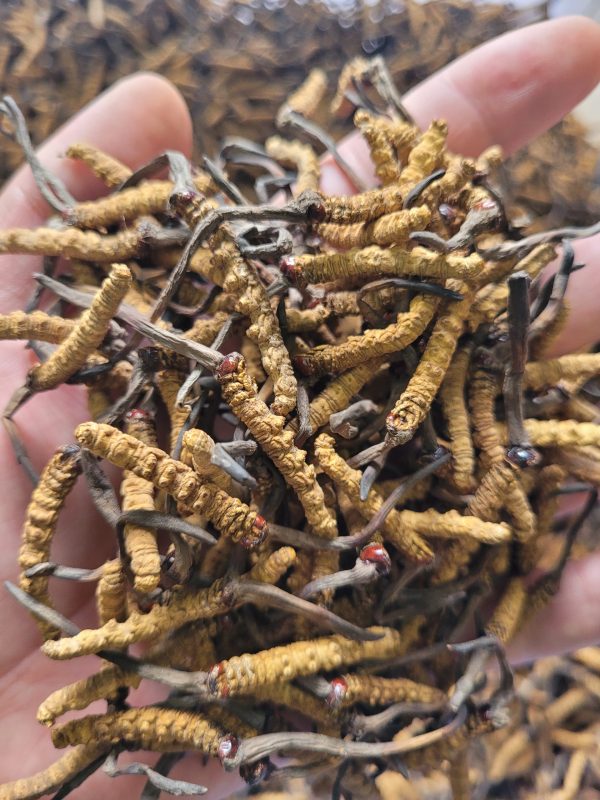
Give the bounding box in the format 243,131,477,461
321,16,600,194
508,551,600,664
0,72,193,312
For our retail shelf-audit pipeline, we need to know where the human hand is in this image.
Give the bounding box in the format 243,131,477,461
2,15,600,796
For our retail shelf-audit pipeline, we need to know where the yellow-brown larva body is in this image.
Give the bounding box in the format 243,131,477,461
402,708,494,770
448,749,471,800
495,419,600,449
74,422,265,549
0,744,107,800
37,665,141,727
217,356,337,541
387,282,471,443
241,336,267,383
18,445,81,640
251,682,339,735
485,576,528,643
314,433,433,563
333,674,447,708
0,311,75,344
283,68,327,119
319,186,405,224
529,300,571,360
440,345,476,493
550,749,589,800
330,57,369,117
286,360,384,436
0,225,155,261
156,368,190,454
353,110,415,185
289,245,483,287
121,410,161,594
51,708,227,754
95,558,128,626
67,174,214,229
265,135,320,195
247,546,296,584
28,263,131,391
316,205,431,249
422,156,476,208
398,120,448,189
209,627,404,697
284,304,331,333
295,294,438,376
65,142,131,187
182,428,233,492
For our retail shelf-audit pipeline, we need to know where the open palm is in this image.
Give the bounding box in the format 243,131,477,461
1,17,600,796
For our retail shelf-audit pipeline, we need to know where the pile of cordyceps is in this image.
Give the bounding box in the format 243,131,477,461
3,58,600,800
1,0,600,232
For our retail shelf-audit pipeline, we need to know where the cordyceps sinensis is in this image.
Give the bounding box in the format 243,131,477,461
75,422,267,549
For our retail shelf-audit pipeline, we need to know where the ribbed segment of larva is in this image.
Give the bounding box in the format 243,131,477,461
525,353,600,391
320,186,405,224
29,264,131,391
287,361,383,436
387,283,471,443
241,336,267,383
403,709,494,770
218,356,337,541
68,174,213,229
529,300,570,360
469,369,504,466
0,310,75,343
316,205,431,249
265,136,320,194
251,681,339,734
210,627,403,696
330,57,369,116
314,433,433,563
18,445,81,641
338,674,447,707
203,706,259,742
95,558,128,626
51,708,226,754
213,239,296,416
398,120,448,189
485,577,528,643
247,546,296,584
156,368,190,454
354,110,416,185
285,305,331,333
295,294,438,377
122,411,160,594
291,246,483,286
518,464,566,574
66,142,131,187
182,428,232,491
74,423,265,547
421,156,476,207
37,665,141,727
495,419,600,448
0,744,107,800
440,346,476,493
398,508,511,545
0,226,149,261
284,68,327,118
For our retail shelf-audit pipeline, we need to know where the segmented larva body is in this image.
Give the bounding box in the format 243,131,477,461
65,142,131,187
265,135,320,195
294,294,438,377
28,263,131,391
284,246,483,287
316,205,431,249
0,311,75,344
529,300,571,360
251,681,339,735
353,110,416,185
285,305,331,333
95,558,128,626
51,708,228,755
330,56,369,116
156,368,190,454
448,750,471,800
554,750,589,800
247,546,296,584
67,174,213,229
241,336,267,383
330,674,446,708
422,156,476,208
402,709,494,770
182,428,232,492
387,283,472,444
283,68,327,119
318,186,405,224
525,353,600,392
217,355,337,541
485,577,528,643
74,423,266,548
209,627,403,697
121,409,161,594
0,226,152,261
37,665,141,727
440,345,476,493
18,445,81,640
0,744,107,800
495,419,600,449
314,433,433,563
398,120,448,189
